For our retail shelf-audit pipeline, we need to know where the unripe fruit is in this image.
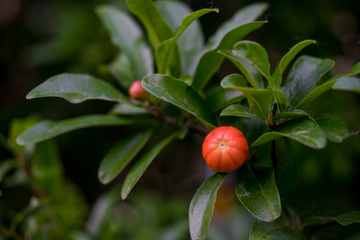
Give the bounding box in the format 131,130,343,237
129,80,149,100
202,126,249,172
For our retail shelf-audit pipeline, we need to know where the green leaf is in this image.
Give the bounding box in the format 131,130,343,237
300,211,360,228
276,139,298,195
98,128,153,184
251,118,327,151
271,109,309,123
189,172,229,240
125,0,173,49
314,114,348,143
191,21,266,90
86,187,121,236
26,73,128,104
220,104,263,121
142,74,218,130
272,40,316,86
231,41,288,112
9,115,40,153
109,103,150,115
332,77,360,93
249,219,303,240
284,56,334,109
236,164,281,222
218,50,264,88
107,53,135,88
121,130,181,199
156,1,206,76
96,5,153,80
17,115,154,145
191,2,269,88
156,8,218,75
0,160,17,183
221,76,273,124
31,140,63,196
205,86,245,112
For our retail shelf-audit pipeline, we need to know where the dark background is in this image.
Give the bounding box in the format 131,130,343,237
1,0,360,239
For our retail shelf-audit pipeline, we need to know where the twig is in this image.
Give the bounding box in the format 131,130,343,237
188,124,209,136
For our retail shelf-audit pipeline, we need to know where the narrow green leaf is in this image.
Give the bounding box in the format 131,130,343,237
300,211,360,228
249,219,303,240
218,50,264,88
192,21,266,90
232,41,288,112
156,8,218,74
142,74,218,130
9,115,40,153
332,77,360,93
271,109,309,123
98,128,153,184
220,104,263,121
109,103,150,115
251,118,327,151
0,160,17,183
236,164,281,222
205,86,245,112
272,40,316,86
284,56,334,109
96,5,153,80
17,115,154,145
276,139,298,194
189,172,229,240
107,53,135,88
220,74,273,123
121,130,181,199
314,114,348,143
156,1,205,76
125,0,173,49
26,73,128,104
205,3,268,51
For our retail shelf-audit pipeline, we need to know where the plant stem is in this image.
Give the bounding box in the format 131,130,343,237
0,225,24,240
188,124,209,136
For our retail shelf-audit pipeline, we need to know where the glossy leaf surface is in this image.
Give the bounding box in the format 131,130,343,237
156,1,205,76
232,41,288,111
205,86,245,112
125,0,173,49
107,53,134,88
96,5,153,79
121,130,181,199
271,109,309,123
98,128,153,184
251,118,327,150
284,56,334,109
218,50,263,88
249,219,303,240
189,173,229,240
300,211,360,227
221,74,273,123
26,73,128,104
332,77,360,93
109,103,150,115
142,74,218,130
156,8,218,74
236,164,281,222
220,104,263,121
272,40,316,86
192,21,266,90
314,114,348,143
17,115,153,145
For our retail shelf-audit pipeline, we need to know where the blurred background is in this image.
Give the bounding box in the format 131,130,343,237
0,0,360,239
